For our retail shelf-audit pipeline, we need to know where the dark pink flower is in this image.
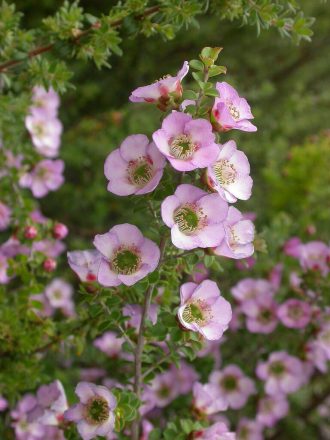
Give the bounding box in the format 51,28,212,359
277,299,312,329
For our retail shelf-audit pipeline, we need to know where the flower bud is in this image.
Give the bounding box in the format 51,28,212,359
53,223,68,240
43,257,57,272
24,225,38,240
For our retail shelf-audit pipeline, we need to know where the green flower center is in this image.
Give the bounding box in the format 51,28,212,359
269,361,286,376
259,309,272,323
213,159,237,186
221,375,238,391
85,397,109,425
33,123,45,137
170,134,196,160
158,386,170,399
288,305,303,320
174,204,205,235
127,157,153,187
238,426,250,439
111,247,141,275
182,299,211,326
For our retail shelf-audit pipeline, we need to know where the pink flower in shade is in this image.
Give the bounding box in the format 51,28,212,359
129,61,189,103
305,340,329,373
161,184,228,250
104,135,166,196
192,382,228,415
283,237,302,258
298,241,329,276
316,325,330,360
11,394,44,440
0,253,10,284
231,278,275,304
30,86,60,118
212,82,257,132
27,380,68,426
44,278,74,316
148,370,179,408
152,112,219,171
93,224,160,287
269,263,283,290
123,304,158,330
190,262,210,283
0,395,8,411
209,365,256,409
19,159,64,198
213,207,255,259
235,256,256,271
207,140,253,203
256,395,289,428
33,239,66,258
141,419,154,440
277,299,312,329
194,422,236,440
80,368,106,382
0,201,11,230
177,280,232,340
170,361,199,394
64,382,117,440
93,332,124,358
241,294,278,334
25,113,62,157
236,418,264,440
67,249,102,283
256,351,306,395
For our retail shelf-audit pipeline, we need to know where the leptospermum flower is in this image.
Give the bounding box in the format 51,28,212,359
298,241,329,276
277,299,312,329
152,112,219,171
213,206,255,259
25,113,62,158
193,422,236,439
316,325,330,360
231,278,275,305
236,418,264,440
44,278,75,316
104,134,165,196
192,382,228,415
64,382,116,440
241,294,278,334
19,159,64,198
211,82,257,132
256,395,289,428
93,332,125,358
177,280,232,340
209,365,256,409
30,86,60,118
256,351,305,395
161,184,228,250
93,224,160,287
148,371,179,408
129,61,189,104
0,201,11,230
207,140,253,203
68,250,102,283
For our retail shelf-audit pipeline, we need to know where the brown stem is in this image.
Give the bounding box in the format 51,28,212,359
0,5,160,73
131,235,167,440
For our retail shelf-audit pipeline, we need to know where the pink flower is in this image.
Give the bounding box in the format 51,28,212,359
33,239,66,258
192,382,228,415
27,380,68,426
209,365,256,409
0,253,9,284
269,263,283,290
93,332,125,358
283,237,302,258
19,159,64,198
93,224,160,287
256,351,305,395
64,382,116,440
212,82,257,132
207,140,253,203
0,395,8,411
129,61,189,103
214,207,255,259
316,325,330,360
241,294,278,334
147,370,179,408
122,303,158,330
305,340,328,373
190,262,210,283
30,86,60,118
161,184,228,250
277,299,312,329
67,249,102,283
177,280,232,340
104,134,165,196
25,113,62,157
298,241,329,276
236,418,263,440
11,394,44,440
152,112,219,171
44,278,75,317
0,201,11,230
231,279,275,304
194,422,236,439
169,361,199,394
257,395,289,428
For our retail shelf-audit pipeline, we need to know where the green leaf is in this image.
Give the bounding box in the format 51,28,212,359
189,59,204,71
208,65,227,77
